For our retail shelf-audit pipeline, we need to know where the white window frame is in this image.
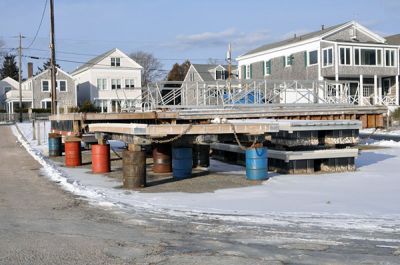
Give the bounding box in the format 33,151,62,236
57,80,68,92
111,79,121,89
41,99,51,109
97,78,107,90
41,80,50,92
353,47,383,67
111,57,121,67
308,50,318,66
124,79,135,88
385,49,396,67
339,46,352,66
245,65,251,79
215,69,226,80
322,47,333,67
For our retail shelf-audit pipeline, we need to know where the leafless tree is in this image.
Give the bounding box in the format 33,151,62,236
129,51,163,86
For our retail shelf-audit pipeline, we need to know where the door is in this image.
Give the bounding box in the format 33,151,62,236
383,79,391,96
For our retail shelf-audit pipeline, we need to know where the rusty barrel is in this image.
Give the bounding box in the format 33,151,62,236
92,144,110,173
48,133,62,157
65,140,82,167
123,150,146,188
198,145,210,167
152,144,172,173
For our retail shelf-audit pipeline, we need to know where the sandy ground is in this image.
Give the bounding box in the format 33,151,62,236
2,125,400,264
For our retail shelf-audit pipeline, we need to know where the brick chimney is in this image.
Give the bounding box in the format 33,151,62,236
27,62,33,78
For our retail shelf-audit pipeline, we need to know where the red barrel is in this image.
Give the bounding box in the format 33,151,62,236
92,144,111,173
152,144,172,173
65,141,82,167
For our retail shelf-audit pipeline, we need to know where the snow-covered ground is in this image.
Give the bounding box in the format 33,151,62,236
12,122,400,232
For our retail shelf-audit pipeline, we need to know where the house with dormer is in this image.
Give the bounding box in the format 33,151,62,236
183,64,238,83
236,21,400,106
71,48,143,113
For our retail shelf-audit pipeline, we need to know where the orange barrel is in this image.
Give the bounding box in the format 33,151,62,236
91,144,110,173
152,144,172,173
123,150,146,188
65,140,82,167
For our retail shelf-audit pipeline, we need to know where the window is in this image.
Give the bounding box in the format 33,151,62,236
125,79,135,88
189,72,195,81
111,79,121,89
41,100,51,109
111,57,120,67
308,50,318,65
354,48,382,66
340,47,351,65
58,80,67,92
286,55,293,66
385,49,395,67
97,78,107,90
41,80,49,92
265,60,271,75
322,48,333,67
216,69,226,80
4,86,11,93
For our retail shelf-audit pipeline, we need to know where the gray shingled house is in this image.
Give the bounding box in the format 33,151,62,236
183,64,238,82
237,21,400,106
24,67,76,110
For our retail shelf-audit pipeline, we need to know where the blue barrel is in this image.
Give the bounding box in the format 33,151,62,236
172,147,192,179
245,147,268,180
48,133,62,157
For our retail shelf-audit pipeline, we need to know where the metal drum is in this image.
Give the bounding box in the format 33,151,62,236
123,150,146,188
152,144,172,173
65,140,82,167
172,147,192,179
91,144,111,173
245,147,268,180
48,133,62,157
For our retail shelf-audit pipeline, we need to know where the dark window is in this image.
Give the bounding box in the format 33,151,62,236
216,70,225,80
59,81,67,92
42,80,49,91
111,57,120,67
309,50,318,65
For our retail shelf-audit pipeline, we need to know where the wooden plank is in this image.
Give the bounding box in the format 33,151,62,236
375,114,384,128
367,114,376,128
359,114,368,129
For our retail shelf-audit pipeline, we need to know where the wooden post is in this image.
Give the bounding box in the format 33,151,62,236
32,119,36,140
37,121,41,145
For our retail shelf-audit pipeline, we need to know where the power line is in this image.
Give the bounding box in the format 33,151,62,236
24,47,226,62
26,0,48,49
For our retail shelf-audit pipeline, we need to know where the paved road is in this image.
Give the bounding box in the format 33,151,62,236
0,125,399,264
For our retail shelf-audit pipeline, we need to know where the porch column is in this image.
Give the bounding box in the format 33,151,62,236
396,75,399,105
100,100,104,113
107,100,112,113
374,75,378,105
11,102,14,114
378,77,382,104
359,75,364,106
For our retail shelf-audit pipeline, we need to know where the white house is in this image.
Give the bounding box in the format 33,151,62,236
0,77,19,111
71,48,143,113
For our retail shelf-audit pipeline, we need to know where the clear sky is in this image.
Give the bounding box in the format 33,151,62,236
1,0,399,77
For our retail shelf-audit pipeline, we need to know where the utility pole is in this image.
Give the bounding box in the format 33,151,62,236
226,43,232,96
18,33,25,122
49,0,57,115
